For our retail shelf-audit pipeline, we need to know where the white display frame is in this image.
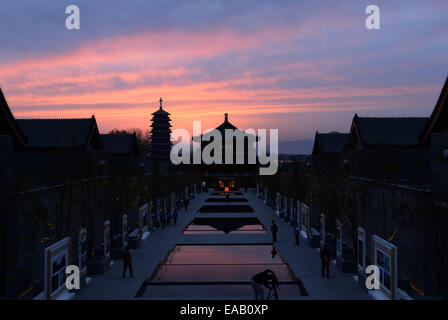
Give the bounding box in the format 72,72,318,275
300,203,309,236
78,228,87,276
371,234,398,300
288,198,293,222
275,192,281,216
336,219,342,257
139,203,148,237
163,197,168,214
148,202,153,229
44,237,71,300
283,195,287,216
170,193,176,213
296,201,301,226
104,220,110,257
320,213,325,246
357,227,366,273
122,214,128,247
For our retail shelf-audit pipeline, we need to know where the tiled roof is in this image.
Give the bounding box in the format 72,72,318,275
353,115,429,147
101,133,137,155
195,113,256,141
16,117,97,149
313,132,348,154
0,88,28,147
151,98,171,116
213,118,238,135
151,108,170,116
419,77,448,144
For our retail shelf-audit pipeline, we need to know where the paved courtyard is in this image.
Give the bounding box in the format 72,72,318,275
76,190,370,300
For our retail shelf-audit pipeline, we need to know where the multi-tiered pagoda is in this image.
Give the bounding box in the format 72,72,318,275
150,98,172,163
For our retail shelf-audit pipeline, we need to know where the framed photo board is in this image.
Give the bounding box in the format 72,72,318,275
139,203,148,237
371,235,398,300
44,237,71,300
301,203,309,236
78,228,87,276
357,227,366,273
122,214,128,247
148,202,153,229
320,213,326,246
275,192,281,215
104,220,110,257
336,219,343,257
170,193,176,213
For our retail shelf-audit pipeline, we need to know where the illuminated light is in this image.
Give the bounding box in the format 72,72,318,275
388,228,398,242
17,285,33,299
410,282,425,296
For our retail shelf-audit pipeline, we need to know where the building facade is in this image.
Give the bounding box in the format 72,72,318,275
192,113,259,190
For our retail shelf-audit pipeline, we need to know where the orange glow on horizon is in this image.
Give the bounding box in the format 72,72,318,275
0,21,442,140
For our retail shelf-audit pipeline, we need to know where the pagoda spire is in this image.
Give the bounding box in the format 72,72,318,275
151,98,172,163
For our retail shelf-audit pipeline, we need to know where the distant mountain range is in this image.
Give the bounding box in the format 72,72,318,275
277,139,314,155
183,138,314,156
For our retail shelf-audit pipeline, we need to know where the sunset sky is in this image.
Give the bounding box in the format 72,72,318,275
0,0,447,141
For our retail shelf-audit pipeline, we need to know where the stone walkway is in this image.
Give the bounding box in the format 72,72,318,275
75,190,369,300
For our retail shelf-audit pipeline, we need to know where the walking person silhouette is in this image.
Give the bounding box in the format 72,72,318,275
122,246,134,278
271,220,278,243
173,208,178,225
320,244,331,278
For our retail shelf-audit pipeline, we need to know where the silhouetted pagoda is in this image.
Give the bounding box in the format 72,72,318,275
150,98,172,163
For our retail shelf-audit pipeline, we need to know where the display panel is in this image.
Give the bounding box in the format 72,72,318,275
44,237,71,300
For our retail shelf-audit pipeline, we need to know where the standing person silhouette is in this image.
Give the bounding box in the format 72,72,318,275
122,246,133,278
161,211,166,229
294,224,300,245
173,208,178,225
167,211,171,225
320,244,331,278
270,246,277,259
271,220,278,243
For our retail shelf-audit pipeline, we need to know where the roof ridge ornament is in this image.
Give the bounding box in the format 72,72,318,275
224,113,228,122
159,97,163,110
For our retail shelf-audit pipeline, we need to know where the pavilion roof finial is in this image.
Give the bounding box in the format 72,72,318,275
159,97,163,109
224,113,228,122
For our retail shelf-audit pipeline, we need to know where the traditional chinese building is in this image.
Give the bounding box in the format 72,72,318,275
311,131,348,174
150,98,172,163
193,113,259,190
344,115,430,184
